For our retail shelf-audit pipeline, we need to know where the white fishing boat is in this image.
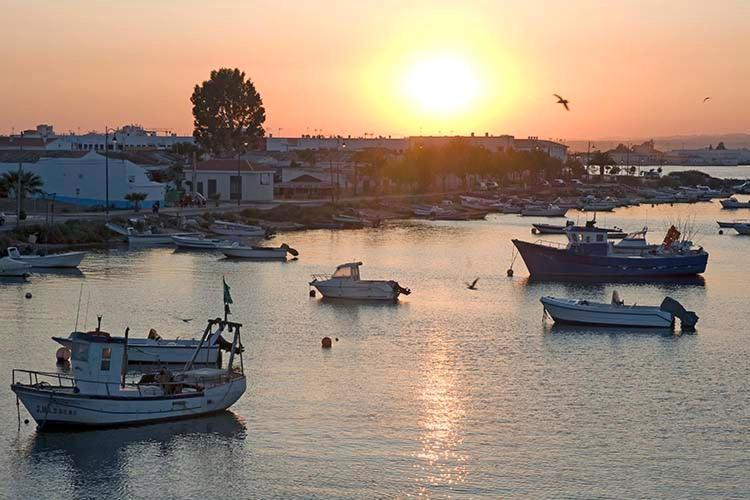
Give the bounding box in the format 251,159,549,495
720,197,750,209
12,317,246,430
6,246,85,269
222,243,299,260
309,261,411,301
520,204,568,217
172,234,240,250
580,200,617,212
0,256,31,277
210,220,268,237
717,219,750,229
52,319,227,365
541,293,698,329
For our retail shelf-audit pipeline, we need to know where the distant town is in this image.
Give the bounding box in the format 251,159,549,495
1,123,749,213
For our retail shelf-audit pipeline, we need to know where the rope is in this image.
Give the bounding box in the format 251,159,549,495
509,247,518,270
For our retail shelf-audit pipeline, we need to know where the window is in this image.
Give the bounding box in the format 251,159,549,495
207,179,217,198
100,347,112,371
230,175,242,200
128,175,135,183
596,234,604,242
72,342,88,361
332,266,353,278
197,181,204,195
260,173,271,185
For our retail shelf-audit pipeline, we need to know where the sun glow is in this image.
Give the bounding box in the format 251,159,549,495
401,54,481,116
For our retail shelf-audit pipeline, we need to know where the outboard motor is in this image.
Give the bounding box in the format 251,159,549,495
389,281,411,296
660,297,699,331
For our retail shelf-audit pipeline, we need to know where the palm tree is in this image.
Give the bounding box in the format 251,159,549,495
124,192,148,212
0,171,44,199
0,171,44,218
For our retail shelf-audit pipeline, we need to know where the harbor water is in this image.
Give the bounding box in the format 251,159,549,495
1,199,749,498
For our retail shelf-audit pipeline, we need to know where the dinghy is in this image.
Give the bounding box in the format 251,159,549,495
222,243,299,260
172,234,240,250
209,220,268,237
541,293,698,330
12,317,247,430
6,246,85,269
309,261,410,301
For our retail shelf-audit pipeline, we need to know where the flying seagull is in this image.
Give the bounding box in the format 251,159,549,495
466,277,480,290
554,94,570,111
703,96,711,103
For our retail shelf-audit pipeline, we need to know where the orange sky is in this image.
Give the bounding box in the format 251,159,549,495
1,0,749,140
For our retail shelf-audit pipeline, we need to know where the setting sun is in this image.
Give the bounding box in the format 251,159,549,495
401,54,481,116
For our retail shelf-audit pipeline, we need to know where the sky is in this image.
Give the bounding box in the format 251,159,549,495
1,0,749,141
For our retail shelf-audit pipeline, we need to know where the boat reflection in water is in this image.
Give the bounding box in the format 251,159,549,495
10,412,245,499
545,323,681,337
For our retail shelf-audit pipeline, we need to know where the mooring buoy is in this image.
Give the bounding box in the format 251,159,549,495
56,347,71,363
719,229,723,235
507,268,514,277
321,337,332,348
309,289,316,297
25,292,32,299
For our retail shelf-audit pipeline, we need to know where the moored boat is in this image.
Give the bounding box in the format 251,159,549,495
541,294,698,329
172,234,240,250
222,243,299,260
733,223,750,235
6,246,85,268
309,261,410,301
12,316,247,430
512,221,708,278
209,220,269,237
720,197,750,209
520,204,568,217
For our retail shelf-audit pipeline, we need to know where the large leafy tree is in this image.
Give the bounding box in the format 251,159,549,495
124,192,148,212
191,68,266,154
589,151,614,177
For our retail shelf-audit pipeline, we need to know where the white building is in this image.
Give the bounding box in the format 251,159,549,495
189,159,274,202
0,150,165,208
513,137,568,161
266,137,407,153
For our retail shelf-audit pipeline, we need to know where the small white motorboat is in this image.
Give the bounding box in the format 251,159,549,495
172,234,240,250
12,317,246,430
6,246,85,269
210,220,268,237
52,319,228,365
0,256,31,277
541,293,698,330
309,261,411,301
222,243,299,260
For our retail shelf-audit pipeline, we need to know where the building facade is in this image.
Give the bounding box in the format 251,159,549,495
0,150,165,208
190,159,274,202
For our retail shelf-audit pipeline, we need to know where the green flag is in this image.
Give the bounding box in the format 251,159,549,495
223,277,233,305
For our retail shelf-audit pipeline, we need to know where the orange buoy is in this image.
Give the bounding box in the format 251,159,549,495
56,347,71,363
321,337,332,348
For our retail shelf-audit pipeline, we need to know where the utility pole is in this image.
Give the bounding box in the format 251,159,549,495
16,131,23,228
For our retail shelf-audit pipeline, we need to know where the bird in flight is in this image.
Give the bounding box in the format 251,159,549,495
554,94,570,111
703,96,711,103
466,277,480,290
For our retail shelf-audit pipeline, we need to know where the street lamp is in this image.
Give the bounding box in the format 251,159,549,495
16,131,24,228
104,127,118,220
237,141,248,207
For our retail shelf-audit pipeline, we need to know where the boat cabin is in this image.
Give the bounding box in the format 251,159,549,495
70,331,127,395
331,261,362,280
565,221,610,255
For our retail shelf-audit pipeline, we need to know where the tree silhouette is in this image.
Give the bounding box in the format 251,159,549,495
191,68,266,155
124,192,148,212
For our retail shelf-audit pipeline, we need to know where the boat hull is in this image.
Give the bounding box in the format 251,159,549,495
734,224,750,235
311,280,399,300
541,297,673,328
15,252,86,268
11,377,245,430
222,247,288,259
0,258,31,276
512,239,708,277
172,236,238,249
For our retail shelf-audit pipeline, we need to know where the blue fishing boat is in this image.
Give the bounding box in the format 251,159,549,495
512,221,708,278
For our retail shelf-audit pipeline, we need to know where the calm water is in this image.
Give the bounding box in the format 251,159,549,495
1,200,749,499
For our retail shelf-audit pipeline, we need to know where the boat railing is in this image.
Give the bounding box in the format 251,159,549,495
11,368,234,396
533,239,568,249
310,273,331,281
